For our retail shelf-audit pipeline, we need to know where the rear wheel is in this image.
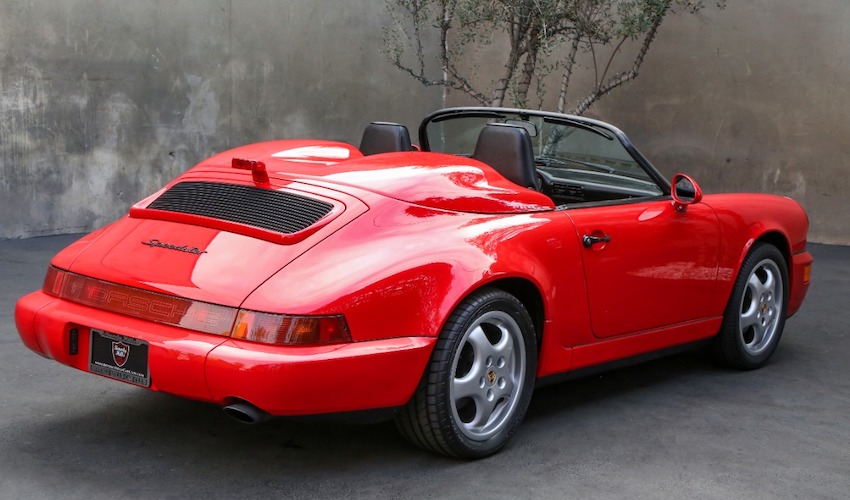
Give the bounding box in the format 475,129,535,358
716,243,789,369
395,288,537,458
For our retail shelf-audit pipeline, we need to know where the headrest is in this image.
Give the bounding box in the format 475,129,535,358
359,122,412,156
472,123,538,189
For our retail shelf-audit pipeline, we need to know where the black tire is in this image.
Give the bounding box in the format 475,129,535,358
716,243,789,370
394,287,537,459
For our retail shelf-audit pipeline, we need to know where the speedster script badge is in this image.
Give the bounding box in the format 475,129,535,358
141,239,207,254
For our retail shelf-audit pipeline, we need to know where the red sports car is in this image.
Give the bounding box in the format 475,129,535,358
15,107,813,458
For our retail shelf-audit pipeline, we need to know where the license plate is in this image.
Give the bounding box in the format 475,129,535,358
89,329,151,387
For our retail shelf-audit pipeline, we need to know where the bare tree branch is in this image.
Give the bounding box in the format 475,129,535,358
571,1,669,115
383,0,721,114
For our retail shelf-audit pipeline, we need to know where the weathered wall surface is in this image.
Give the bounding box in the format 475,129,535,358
579,1,850,245
3,1,848,244
446,2,849,245
0,0,441,239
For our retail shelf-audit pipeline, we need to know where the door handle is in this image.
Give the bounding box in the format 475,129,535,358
582,233,611,248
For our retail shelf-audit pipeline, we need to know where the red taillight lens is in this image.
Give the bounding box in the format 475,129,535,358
42,266,65,296
42,267,353,345
232,311,351,345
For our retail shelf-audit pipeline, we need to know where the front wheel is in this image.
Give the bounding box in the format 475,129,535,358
395,288,537,458
716,243,789,370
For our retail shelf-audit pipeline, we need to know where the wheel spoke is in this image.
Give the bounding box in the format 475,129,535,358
748,321,767,347
468,392,501,429
747,272,765,297
491,323,514,362
467,325,498,360
761,267,776,295
740,304,760,331
453,373,483,400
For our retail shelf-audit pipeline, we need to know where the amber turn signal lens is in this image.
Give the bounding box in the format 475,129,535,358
232,311,352,345
803,263,812,284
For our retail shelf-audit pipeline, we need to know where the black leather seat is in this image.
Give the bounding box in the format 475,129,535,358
472,123,539,190
359,122,412,156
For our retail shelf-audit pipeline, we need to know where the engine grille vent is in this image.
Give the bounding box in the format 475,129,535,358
147,181,334,234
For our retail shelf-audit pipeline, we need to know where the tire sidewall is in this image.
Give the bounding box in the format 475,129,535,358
721,243,789,369
436,288,537,458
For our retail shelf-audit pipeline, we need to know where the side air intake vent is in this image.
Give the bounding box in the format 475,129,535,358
147,182,334,234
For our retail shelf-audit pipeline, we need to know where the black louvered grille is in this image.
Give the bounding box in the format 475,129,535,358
147,182,334,234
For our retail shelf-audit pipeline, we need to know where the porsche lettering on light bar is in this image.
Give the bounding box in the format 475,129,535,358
232,158,270,184
43,268,236,336
42,267,351,345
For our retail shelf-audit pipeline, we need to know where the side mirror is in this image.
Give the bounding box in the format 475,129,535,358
671,173,703,212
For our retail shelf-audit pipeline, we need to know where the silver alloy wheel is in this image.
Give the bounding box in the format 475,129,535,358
738,258,784,356
449,310,527,441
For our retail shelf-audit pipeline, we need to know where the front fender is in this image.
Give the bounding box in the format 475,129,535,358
703,194,810,317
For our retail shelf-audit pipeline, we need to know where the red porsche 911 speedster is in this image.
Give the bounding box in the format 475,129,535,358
15,107,813,458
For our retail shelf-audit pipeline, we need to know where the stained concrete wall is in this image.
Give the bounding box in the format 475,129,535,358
579,1,850,245
2,1,849,245
0,0,441,239
446,2,850,245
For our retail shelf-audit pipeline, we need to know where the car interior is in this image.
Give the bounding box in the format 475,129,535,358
358,119,665,206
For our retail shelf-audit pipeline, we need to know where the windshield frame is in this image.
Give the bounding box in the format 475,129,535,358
418,107,671,196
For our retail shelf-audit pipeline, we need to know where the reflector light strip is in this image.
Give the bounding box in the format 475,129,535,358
42,267,353,345
44,268,237,336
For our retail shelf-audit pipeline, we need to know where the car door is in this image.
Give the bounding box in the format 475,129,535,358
567,199,720,339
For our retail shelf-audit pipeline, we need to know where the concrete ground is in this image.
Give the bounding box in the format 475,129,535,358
0,235,847,499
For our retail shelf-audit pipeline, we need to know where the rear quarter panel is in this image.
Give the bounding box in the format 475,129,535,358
240,194,591,373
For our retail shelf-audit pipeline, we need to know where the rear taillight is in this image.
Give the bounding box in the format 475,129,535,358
232,311,351,345
43,267,236,336
42,267,353,345
43,266,65,296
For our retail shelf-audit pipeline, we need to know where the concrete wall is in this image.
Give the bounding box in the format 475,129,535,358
446,2,849,245
580,1,850,245
0,0,441,239
2,1,849,244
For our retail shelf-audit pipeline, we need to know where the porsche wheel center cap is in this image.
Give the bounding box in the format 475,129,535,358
486,369,498,385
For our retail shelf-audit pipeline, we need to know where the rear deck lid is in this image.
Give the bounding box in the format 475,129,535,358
62,181,366,307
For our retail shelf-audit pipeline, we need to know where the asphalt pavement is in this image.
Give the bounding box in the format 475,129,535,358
1,235,847,499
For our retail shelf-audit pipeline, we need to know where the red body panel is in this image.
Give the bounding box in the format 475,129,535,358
16,292,435,413
700,194,812,317
64,179,368,306
194,140,554,214
14,133,813,418
567,200,721,338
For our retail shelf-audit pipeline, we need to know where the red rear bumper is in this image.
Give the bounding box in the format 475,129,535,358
15,291,434,416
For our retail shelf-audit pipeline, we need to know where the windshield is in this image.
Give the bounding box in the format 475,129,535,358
422,110,665,201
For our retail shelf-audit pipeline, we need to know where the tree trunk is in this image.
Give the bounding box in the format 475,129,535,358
514,26,540,108
556,37,580,113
